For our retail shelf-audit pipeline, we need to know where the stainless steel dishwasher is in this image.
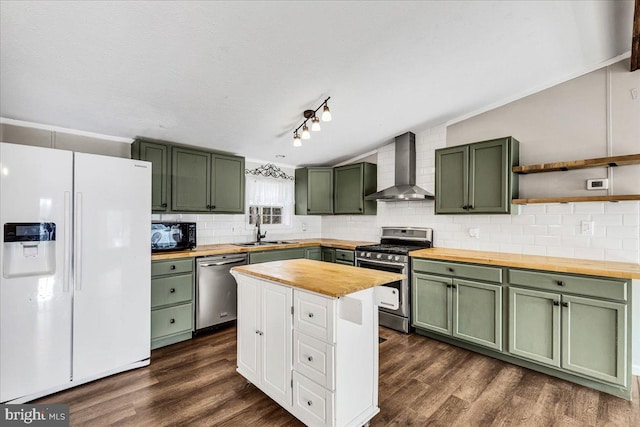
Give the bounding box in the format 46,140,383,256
195,253,247,332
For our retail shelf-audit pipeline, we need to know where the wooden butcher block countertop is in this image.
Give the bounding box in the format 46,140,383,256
410,248,640,280
151,238,374,261
231,259,406,298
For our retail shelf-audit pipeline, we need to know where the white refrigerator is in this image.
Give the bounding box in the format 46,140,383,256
0,142,151,403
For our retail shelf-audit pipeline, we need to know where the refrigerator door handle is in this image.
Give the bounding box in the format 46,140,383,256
63,191,72,292
74,192,83,291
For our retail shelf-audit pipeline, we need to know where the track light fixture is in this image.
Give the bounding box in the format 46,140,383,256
292,97,331,147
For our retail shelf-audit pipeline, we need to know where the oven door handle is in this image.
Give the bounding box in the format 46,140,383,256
357,259,406,269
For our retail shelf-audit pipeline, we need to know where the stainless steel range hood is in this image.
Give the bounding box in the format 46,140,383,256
365,132,435,201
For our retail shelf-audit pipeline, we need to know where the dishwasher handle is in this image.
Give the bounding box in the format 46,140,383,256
199,258,247,267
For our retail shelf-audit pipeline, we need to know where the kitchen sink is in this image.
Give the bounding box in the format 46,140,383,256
234,241,296,247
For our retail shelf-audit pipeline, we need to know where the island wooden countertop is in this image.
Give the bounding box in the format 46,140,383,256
151,238,374,261
409,248,640,280
231,259,405,298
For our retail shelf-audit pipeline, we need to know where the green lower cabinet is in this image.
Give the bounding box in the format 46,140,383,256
334,249,354,265
508,287,561,367
412,273,452,335
561,295,627,386
304,247,322,261
508,287,628,387
453,279,502,351
151,258,195,350
249,248,306,264
321,248,335,263
413,274,502,351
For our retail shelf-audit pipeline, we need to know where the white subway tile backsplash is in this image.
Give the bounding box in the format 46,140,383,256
574,202,605,214
623,214,640,226
547,246,574,258
535,215,562,225
520,204,547,215
545,204,574,214
574,247,606,260
604,201,640,214
591,237,623,250
524,225,548,235
534,235,561,246
521,245,548,256
591,214,623,226
605,249,637,263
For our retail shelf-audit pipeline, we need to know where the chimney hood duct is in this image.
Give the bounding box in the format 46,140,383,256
365,132,435,201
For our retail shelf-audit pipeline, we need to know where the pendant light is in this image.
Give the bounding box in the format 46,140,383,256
311,116,321,131
301,124,310,139
321,104,332,122
293,132,302,147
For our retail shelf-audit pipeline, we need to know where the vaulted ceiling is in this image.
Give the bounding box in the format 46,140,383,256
0,1,635,166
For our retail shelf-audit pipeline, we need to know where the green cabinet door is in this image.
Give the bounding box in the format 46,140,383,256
452,279,503,351
435,137,518,214
435,145,468,214
307,168,334,214
412,273,452,335
321,248,335,263
249,248,306,264
561,295,627,386
469,139,509,214
132,140,170,212
171,147,210,211
333,163,377,215
305,247,322,260
508,287,561,367
211,154,245,213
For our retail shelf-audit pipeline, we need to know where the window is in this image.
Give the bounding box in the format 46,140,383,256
249,206,283,225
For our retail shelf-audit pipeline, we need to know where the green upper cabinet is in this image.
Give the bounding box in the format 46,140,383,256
435,136,518,214
131,139,170,212
334,162,377,215
295,167,334,215
211,154,245,213
171,147,244,213
172,147,211,212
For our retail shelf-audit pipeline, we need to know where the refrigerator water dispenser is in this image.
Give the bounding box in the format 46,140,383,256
3,222,56,278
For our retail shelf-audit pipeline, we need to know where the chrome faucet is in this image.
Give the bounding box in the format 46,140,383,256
256,214,267,243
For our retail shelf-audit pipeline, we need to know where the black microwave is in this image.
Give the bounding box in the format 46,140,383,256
151,222,197,253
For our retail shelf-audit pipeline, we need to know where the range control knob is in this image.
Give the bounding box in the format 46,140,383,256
366,252,371,258
394,256,400,261
387,255,393,260
376,254,382,259
360,252,366,257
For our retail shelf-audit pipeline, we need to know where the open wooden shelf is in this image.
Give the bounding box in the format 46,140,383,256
512,195,640,205
513,154,640,174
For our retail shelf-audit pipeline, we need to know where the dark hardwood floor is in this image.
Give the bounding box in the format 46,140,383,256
36,326,639,426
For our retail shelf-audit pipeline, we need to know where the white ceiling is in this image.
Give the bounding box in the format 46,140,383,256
0,1,634,167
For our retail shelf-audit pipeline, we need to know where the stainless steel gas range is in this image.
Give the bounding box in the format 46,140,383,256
355,227,433,333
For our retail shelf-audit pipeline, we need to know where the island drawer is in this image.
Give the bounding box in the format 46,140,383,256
413,259,502,283
151,303,193,339
152,258,194,277
294,291,336,344
294,331,335,391
509,269,627,301
293,371,334,427
151,274,193,308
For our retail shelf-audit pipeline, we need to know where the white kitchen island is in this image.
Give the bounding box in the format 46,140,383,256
231,259,405,427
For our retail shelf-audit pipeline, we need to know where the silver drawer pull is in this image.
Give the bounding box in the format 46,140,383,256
308,313,314,318
307,356,313,362
307,400,312,406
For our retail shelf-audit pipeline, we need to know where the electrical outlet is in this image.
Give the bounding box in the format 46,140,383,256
468,228,480,239
580,220,594,236
631,88,638,100
587,178,608,190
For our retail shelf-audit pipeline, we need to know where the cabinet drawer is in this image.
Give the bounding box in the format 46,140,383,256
294,291,336,344
334,249,354,263
294,331,335,390
151,274,193,308
152,258,193,277
509,269,627,301
413,259,503,283
151,303,193,339
293,371,334,427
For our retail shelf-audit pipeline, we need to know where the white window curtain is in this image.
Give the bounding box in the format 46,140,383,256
246,175,294,226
